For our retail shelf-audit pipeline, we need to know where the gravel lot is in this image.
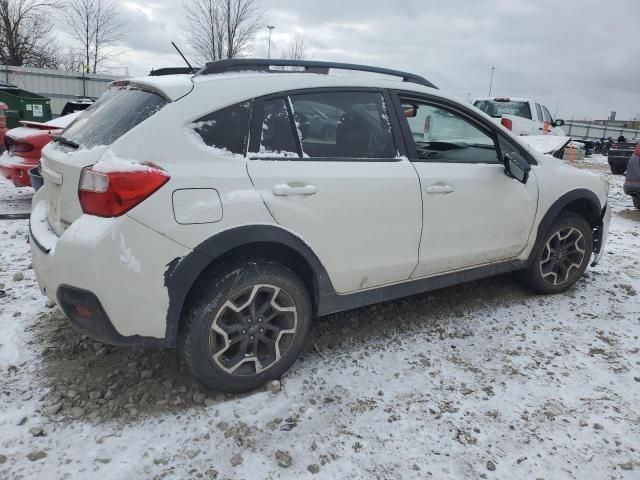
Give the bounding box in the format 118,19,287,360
0,155,639,479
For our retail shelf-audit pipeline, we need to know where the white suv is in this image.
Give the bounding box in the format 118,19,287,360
30,60,610,392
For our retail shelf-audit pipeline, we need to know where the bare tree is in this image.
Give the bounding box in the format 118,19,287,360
57,47,85,71
184,0,224,62
281,34,307,60
63,0,126,73
184,0,263,64
0,0,60,67
91,0,125,72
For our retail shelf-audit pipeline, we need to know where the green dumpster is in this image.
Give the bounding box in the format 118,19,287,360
0,81,52,128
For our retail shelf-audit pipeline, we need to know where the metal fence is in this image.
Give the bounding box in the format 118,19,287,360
563,119,640,141
0,65,120,116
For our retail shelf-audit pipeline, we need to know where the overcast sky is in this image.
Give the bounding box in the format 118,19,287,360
82,0,639,120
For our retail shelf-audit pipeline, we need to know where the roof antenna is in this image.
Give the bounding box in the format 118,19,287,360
172,42,194,72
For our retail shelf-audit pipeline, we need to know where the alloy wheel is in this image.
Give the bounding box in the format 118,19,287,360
539,227,586,286
209,284,297,375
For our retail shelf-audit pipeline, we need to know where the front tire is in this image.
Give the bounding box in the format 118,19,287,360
610,166,626,175
180,260,312,393
633,197,640,210
524,213,593,294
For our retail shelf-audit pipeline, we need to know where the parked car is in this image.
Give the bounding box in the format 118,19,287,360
30,59,610,393
473,97,565,136
623,143,640,209
0,112,80,187
60,98,94,117
608,141,637,175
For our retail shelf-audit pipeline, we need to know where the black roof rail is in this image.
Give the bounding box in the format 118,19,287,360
149,67,200,76
197,59,437,89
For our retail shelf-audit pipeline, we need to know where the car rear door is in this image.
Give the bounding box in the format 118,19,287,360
391,92,539,278
246,88,422,294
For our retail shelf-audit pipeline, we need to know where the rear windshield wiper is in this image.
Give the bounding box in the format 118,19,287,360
51,135,79,149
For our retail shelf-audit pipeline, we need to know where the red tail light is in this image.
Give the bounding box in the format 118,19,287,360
634,143,640,157
79,164,169,217
501,118,513,131
6,137,34,154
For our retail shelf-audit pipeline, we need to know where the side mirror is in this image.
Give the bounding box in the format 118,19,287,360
553,119,565,127
403,105,418,118
504,152,531,184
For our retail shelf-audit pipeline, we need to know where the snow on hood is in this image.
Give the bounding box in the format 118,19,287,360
519,135,571,155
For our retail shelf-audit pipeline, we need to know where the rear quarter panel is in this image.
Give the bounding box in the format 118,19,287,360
114,95,276,249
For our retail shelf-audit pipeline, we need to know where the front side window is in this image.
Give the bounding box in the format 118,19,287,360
251,98,299,158
289,91,395,159
191,101,251,155
542,105,552,123
401,99,499,163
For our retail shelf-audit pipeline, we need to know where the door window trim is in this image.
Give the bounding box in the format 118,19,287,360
248,96,301,159
389,89,537,165
248,87,406,162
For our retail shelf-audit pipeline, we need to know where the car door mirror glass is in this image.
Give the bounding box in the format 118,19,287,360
504,152,531,184
553,119,565,127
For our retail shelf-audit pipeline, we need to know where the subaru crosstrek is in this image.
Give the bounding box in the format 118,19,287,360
30,59,611,392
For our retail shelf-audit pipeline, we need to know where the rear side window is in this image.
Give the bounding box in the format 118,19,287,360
250,98,299,158
192,101,251,155
63,86,168,148
474,100,531,120
289,91,395,159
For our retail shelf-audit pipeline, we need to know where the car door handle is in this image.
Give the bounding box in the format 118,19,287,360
273,184,318,196
425,184,454,194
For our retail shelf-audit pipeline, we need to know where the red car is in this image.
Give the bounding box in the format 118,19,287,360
0,113,80,187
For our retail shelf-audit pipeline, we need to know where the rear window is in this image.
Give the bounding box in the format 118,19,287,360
474,100,532,120
62,86,168,148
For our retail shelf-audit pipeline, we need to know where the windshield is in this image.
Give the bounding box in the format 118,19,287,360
474,100,532,120
62,85,168,148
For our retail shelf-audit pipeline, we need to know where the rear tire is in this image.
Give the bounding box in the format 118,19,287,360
523,213,593,294
610,166,626,175
180,259,312,393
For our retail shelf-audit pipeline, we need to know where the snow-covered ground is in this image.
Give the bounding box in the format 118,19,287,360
0,155,639,479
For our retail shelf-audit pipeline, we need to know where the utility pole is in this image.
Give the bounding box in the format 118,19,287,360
554,97,560,117
266,25,275,59
488,66,495,96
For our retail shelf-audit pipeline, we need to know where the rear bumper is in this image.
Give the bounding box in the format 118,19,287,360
29,193,191,346
57,285,164,347
0,153,37,187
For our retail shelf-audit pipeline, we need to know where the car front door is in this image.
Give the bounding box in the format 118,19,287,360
392,93,539,278
246,89,422,294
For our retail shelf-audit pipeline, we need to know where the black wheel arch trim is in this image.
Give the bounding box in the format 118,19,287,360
163,224,335,347
530,188,603,261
